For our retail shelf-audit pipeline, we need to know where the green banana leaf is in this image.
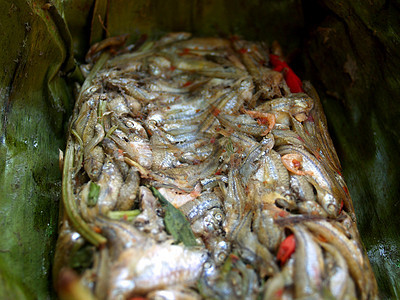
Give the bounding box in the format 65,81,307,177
303,1,400,298
0,1,75,298
0,0,398,299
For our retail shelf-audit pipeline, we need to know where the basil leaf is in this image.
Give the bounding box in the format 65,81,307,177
150,186,198,246
87,182,100,207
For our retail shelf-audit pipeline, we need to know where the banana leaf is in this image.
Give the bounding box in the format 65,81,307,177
303,1,400,298
0,0,398,299
0,0,75,298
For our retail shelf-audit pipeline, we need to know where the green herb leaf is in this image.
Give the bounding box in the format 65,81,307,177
107,210,141,221
98,100,107,126
63,143,106,247
150,186,198,247
88,182,100,207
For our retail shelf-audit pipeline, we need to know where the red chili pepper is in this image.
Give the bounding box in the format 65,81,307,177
269,54,303,93
343,185,349,195
183,81,192,87
284,68,303,93
273,65,285,72
276,234,296,265
270,54,288,69
338,200,344,214
239,48,248,54
169,66,176,71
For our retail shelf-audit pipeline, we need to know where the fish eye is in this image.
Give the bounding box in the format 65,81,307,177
148,119,158,126
204,262,212,269
217,252,227,262
214,212,223,221
155,208,164,217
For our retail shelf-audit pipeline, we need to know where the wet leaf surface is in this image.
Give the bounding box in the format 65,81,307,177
151,186,198,247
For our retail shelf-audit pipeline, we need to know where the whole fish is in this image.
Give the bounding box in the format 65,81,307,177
291,225,324,299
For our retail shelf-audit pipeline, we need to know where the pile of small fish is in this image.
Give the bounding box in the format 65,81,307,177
55,33,378,299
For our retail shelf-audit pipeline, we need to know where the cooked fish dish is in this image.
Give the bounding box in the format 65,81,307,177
54,33,378,300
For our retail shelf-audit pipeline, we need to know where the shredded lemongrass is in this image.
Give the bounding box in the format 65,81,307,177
62,141,106,247
107,210,141,221
70,129,84,176
71,129,83,148
105,125,118,138
98,100,107,126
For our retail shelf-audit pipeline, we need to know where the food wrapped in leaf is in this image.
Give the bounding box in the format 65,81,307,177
54,33,378,299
